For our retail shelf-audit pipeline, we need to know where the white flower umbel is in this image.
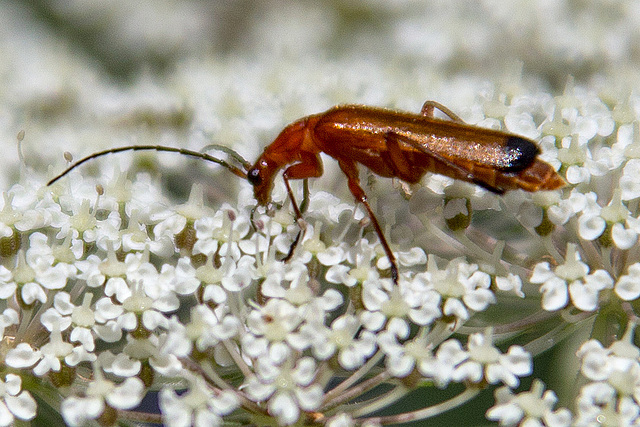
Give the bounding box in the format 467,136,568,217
3,3,640,423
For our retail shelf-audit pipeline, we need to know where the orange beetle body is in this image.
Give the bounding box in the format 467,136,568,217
249,104,564,204
247,102,565,283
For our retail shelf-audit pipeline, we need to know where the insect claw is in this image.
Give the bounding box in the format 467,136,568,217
266,202,278,217
250,205,261,231
390,264,398,284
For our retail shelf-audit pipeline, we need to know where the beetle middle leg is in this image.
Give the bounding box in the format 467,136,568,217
337,158,398,284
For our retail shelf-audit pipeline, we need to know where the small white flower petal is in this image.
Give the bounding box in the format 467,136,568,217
539,277,568,311
578,213,605,240
0,401,13,426
61,396,104,427
5,343,41,368
616,269,640,301
106,377,145,409
569,281,599,311
269,392,299,425
612,222,637,249
294,385,323,411
5,392,37,421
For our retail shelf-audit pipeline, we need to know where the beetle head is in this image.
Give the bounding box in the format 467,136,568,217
247,158,279,206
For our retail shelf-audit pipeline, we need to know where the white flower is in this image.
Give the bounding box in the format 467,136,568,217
0,374,37,425
487,380,572,426
557,137,613,185
306,191,360,223
361,276,441,332
4,343,42,369
192,203,249,258
33,321,96,376
577,325,640,382
516,190,562,230
120,209,172,256
413,256,493,322
452,329,532,388
530,243,613,311
326,239,381,287
160,373,238,427
244,299,302,361
615,263,640,301
620,158,640,201
575,382,640,426
573,325,640,425
62,365,144,426
96,255,177,337
170,305,240,365
1,249,72,305
327,413,355,427
0,192,24,238
382,334,437,378
418,340,467,388
495,273,524,298
244,357,323,425
577,189,639,249
5,320,93,377
547,189,596,226
0,308,18,340
121,334,183,377
297,314,376,370
41,292,100,351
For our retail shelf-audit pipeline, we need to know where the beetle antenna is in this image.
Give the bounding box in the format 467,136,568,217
200,143,252,171
47,144,248,186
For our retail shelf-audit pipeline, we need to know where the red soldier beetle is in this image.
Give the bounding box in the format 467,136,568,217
49,100,566,285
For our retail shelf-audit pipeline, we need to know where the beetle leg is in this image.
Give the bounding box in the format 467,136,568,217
281,152,324,261
337,158,398,284
384,132,425,183
388,132,505,194
281,177,305,261
299,179,310,214
421,100,465,123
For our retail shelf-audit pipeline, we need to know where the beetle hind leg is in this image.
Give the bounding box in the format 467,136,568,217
420,100,465,123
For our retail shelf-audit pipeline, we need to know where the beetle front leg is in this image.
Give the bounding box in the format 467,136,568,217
280,152,323,261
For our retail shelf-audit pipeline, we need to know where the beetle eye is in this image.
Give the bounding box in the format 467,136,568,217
247,168,262,186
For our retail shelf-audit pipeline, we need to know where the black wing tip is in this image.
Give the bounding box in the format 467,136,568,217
501,136,540,172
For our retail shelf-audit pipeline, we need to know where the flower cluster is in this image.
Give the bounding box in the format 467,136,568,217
2,76,640,426
2,2,640,423
0,153,538,425
574,325,640,425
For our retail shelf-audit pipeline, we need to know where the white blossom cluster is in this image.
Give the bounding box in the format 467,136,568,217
0,80,639,426
3,1,640,426
0,159,534,425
